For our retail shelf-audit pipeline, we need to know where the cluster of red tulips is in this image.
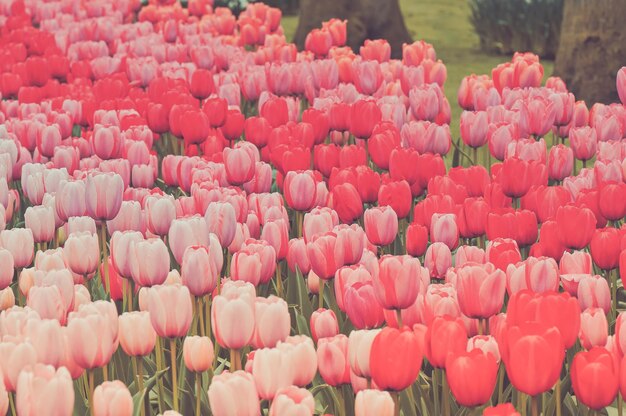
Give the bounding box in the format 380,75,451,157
0,0,625,414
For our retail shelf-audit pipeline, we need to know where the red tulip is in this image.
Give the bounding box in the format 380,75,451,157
406,223,428,257
378,179,412,219
599,182,626,221
350,100,382,139
483,403,520,416
572,347,619,410
446,349,498,407
370,327,423,391
555,205,596,249
501,322,564,396
425,316,468,368
331,183,363,224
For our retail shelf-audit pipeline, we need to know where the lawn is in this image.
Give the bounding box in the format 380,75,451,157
281,0,555,137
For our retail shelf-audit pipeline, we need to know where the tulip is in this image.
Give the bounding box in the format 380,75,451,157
251,346,295,401
456,263,506,318
317,334,350,386
331,183,363,223
555,205,596,249
23,318,64,368
252,296,290,349
425,316,468,368
183,336,214,372
344,282,386,329
430,213,459,250
348,329,381,378
145,284,192,339
181,244,221,297
212,281,256,352
85,173,124,221
307,232,344,280
548,144,573,181
355,390,395,416
483,403,520,416
460,110,489,148
599,182,626,222
506,256,560,295
579,308,608,350
0,249,13,290
231,240,276,286
224,145,256,185
64,231,99,277
571,347,619,410
145,196,176,237
93,381,133,416
502,322,564,396
16,364,74,416
205,202,237,249
67,301,117,370
24,206,55,243
577,274,612,314
129,238,170,288
0,340,38,392
424,242,452,279
208,371,260,416
310,308,339,342
284,171,318,212
0,228,34,268
446,349,498,407
269,386,315,416
350,100,382,139
370,327,423,390
373,255,422,311
168,216,209,265
118,311,156,357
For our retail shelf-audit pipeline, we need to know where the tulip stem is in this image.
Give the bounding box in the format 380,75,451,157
530,395,538,416
472,146,478,166
392,392,400,416
230,349,241,371
275,265,282,298
618,395,623,416
296,211,303,238
610,269,618,326
88,370,95,416
99,222,109,296
433,369,440,416
205,296,212,339
555,378,561,416
9,393,15,416
319,279,325,309
395,309,403,328
155,338,165,413
102,364,108,382
195,372,201,416
137,357,145,416
497,363,504,403
170,339,179,412
442,369,450,416
197,297,205,337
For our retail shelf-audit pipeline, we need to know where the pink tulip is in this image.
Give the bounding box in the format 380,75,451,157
307,232,345,280
455,263,506,318
424,242,452,279
208,371,260,416
252,347,295,400
355,389,395,416
110,231,144,279
67,302,117,369
303,207,339,243
310,308,339,342
335,265,373,312
24,318,64,367
430,213,459,250
506,257,560,295
118,311,156,357
146,284,193,338
93,380,133,416
85,173,124,221
129,238,170,287
212,281,256,349
577,275,611,315
317,334,351,386
460,110,489,148
168,215,209,265
467,335,501,362
287,238,311,274
55,180,86,222
27,286,66,323
24,206,55,243
617,67,626,105
455,245,486,267
0,249,13,289
269,386,315,416
252,296,290,349
145,195,176,237
348,329,381,378
205,202,237,248
0,340,37,392
364,206,398,246
277,336,318,387
0,228,34,268
260,218,289,260
183,336,214,372
0,287,14,310
231,239,276,286
373,255,422,310
16,364,74,416
68,216,97,235
580,308,608,350
284,170,318,212
548,145,574,181
345,281,386,329
181,242,222,297
63,231,99,277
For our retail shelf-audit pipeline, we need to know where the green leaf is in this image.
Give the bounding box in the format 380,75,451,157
295,268,313,320
132,367,168,416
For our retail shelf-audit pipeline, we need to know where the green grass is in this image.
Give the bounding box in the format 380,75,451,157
280,0,554,137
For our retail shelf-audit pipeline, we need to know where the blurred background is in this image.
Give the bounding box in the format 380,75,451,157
213,0,626,128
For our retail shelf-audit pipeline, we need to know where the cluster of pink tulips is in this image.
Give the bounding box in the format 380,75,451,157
0,0,625,414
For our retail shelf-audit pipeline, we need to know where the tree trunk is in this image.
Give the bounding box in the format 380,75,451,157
293,0,412,59
554,0,626,104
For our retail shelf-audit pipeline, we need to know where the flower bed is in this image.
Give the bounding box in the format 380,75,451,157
0,0,625,415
